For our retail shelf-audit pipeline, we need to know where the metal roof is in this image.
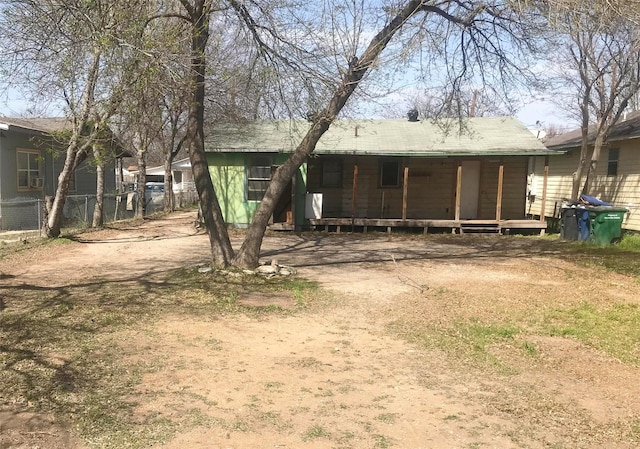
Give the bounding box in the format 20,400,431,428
545,111,640,150
205,117,555,157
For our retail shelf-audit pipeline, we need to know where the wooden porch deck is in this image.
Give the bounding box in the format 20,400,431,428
307,218,547,235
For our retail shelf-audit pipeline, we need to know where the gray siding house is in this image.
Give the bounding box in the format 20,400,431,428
0,117,117,230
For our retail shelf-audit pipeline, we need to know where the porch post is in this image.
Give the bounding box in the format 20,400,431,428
455,160,462,221
402,165,409,220
290,172,297,226
351,163,358,218
495,158,504,221
539,156,549,234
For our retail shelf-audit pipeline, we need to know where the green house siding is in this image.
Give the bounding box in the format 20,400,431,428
207,152,307,226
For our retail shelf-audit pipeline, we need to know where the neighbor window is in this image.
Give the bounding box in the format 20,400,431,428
322,159,343,187
379,159,400,187
17,149,43,190
246,155,273,201
607,148,619,176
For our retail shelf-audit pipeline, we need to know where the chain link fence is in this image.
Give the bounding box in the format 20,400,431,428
0,189,198,234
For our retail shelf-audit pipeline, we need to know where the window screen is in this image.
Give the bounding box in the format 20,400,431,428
17,150,42,190
607,148,619,176
379,159,400,187
246,156,273,201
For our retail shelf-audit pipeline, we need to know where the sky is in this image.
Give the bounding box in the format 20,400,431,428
1,84,577,135
515,99,574,131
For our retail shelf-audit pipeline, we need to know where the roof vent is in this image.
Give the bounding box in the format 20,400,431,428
407,108,419,122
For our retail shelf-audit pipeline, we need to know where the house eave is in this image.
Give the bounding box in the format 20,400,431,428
206,148,562,157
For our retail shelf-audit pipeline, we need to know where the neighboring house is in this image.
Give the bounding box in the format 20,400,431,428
527,112,640,232
205,117,558,234
128,157,197,212
135,157,195,193
0,117,118,230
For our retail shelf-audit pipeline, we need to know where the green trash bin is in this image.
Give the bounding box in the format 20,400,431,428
588,207,627,245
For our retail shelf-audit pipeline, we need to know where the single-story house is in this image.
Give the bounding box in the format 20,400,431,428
130,157,195,193
527,111,640,232
0,117,119,230
205,117,559,234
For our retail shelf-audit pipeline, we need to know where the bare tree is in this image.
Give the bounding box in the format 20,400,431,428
0,0,148,236
170,0,235,266
227,0,549,268
548,4,640,198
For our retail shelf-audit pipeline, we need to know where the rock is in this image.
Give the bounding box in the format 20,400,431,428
279,266,296,276
198,266,212,273
255,265,278,274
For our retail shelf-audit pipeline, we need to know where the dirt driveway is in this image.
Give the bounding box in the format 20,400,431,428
2,210,640,449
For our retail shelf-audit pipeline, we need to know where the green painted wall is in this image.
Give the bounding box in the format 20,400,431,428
207,152,307,227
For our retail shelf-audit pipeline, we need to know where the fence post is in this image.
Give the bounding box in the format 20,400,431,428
84,195,89,225
37,199,42,237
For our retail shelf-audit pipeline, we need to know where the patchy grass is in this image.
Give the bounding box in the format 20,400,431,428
302,424,331,441
388,234,640,371
0,235,73,261
539,302,640,365
0,266,324,448
392,298,640,372
619,232,640,251
553,236,640,279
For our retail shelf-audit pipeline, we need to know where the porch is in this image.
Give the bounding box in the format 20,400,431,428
307,217,547,235
302,154,551,235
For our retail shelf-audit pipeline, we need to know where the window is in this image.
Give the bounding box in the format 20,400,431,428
379,159,400,188
17,149,43,190
322,159,343,187
607,148,619,176
246,155,273,201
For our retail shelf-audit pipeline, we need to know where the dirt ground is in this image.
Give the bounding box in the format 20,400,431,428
2,210,640,449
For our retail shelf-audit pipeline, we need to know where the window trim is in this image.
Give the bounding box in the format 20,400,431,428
16,148,43,192
321,158,343,188
245,155,273,202
379,158,401,188
607,148,619,176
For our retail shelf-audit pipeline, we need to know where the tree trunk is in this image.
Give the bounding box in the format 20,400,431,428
164,156,175,212
184,0,234,266
44,51,101,237
571,130,589,199
135,150,146,219
92,161,105,227
581,132,606,195
43,135,83,237
232,0,427,268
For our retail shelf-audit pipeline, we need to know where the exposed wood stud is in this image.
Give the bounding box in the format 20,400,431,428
402,165,409,220
540,156,549,233
352,164,358,218
455,160,462,221
496,158,504,221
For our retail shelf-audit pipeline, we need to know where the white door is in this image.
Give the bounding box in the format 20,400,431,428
460,161,481,219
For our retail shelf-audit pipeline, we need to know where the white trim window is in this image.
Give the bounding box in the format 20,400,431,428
607,148,619,176
246,155,273,201
17,149,43,191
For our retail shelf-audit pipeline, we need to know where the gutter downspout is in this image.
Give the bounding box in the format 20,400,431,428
0,123,9,226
